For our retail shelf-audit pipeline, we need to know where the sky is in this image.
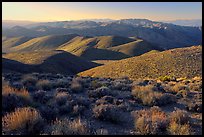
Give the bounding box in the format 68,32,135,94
2,2,202,22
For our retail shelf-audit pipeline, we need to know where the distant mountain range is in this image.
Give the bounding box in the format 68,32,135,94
2,19,202,50
162,19,202,27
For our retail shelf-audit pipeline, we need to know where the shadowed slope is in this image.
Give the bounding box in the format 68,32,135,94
79,46,202,80
2,51,99,75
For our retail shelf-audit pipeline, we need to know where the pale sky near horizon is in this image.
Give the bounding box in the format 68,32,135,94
2,2,202,22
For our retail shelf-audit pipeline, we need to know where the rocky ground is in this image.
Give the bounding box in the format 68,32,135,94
2,73,202,135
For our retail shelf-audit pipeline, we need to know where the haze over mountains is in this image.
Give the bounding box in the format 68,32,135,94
2,19,202,50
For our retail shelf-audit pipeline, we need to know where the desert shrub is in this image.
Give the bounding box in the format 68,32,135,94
134,106,168,135
53,78,70,88
38,105,59,122
2,107,44,135
172,83,190,93
2,85,30,100
186,102,202,113
111,81,131,91
88,86,112,98
72,105,86,116
168,121,191,135
132,85,176,106
55,92,71,106
21,75,38,87
50,118,90,135
95,96,115,105
158,75,176,82
70,77,83,93
36,80,52,91
32,90,53,104
75,96,91,108
93,104,123,123
169,109,190,125
189,82,202,92
91,80,103,89
58,101,73,115
94,128,109,135
2,93,30,115
176,90,190,98
56,88,69,93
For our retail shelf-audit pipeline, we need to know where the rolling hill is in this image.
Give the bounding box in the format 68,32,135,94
2,19,202,50
4,34,160,60
9,34,78,52
108,39,163,56
2,36,33,53
2,50,99,75
79,46,202,80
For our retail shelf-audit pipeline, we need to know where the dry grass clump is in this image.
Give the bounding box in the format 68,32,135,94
158,76,176,82
167,109,191,135
2,85,30,100
134,106,169,135
132,85,176,106
2,107,44,134
50,118,90,135
167,121,191,135
169,109,190,125
93,104,123,123
70,77,83,93
36,80,53,91
172,83,190,93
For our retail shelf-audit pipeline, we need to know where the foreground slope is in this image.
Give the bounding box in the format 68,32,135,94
79,46,202,80
2,50,99,75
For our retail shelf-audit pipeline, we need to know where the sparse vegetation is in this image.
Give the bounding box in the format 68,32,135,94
1,73,202,135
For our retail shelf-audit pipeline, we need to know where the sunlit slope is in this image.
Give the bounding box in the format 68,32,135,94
79,46,202,80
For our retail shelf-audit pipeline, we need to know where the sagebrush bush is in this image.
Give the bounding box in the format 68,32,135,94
21,75,38,87
36,80,52,91
32,90,53,104
2,93,30,115
172,83,190,93
169,109,190,125
71,77,83,93
88,86,112,98
186,102,202,113
54,79,69,88
50,118,90,135
91,80,103,89
38,105,59,122
168,121,191,135
3,84,30,98
55,92,71,106
2,107,44,135
134,106,169,135
158,76,175,82
132,85,176,106
93,104,123,123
